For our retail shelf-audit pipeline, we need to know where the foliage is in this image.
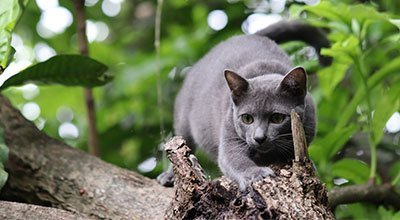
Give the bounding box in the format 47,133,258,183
297,1,400,188
0,0,399,218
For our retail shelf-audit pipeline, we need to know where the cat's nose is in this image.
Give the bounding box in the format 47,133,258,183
254,128,266,144
254,135,266,144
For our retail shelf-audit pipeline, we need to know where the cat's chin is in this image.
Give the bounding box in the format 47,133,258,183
251,145,275,154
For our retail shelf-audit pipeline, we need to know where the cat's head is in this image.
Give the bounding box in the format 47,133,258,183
224,67,311,159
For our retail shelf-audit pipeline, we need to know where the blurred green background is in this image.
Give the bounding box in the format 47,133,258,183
1,0,400,218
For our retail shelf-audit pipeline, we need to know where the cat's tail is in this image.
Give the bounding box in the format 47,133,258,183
255,20,331,66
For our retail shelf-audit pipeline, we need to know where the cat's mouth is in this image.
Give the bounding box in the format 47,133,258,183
251,142,275,154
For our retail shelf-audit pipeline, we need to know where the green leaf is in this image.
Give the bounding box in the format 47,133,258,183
336,56,400,130
389,161,400,184
0,54,111,89
304,2,350,25
332,158,370,184
378,206,400,220
317,62,349,98
309,125,357,162
288,4,305,19
0,0,29,68
317,36,361,98
0,126,8,190
372,86,400,145
305,2,389,27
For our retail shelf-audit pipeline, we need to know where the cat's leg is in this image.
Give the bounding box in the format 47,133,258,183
218,140,274,190
156,163,174,187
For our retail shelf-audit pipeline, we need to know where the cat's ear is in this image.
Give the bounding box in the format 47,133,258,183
224,69,249,102
278,66,307,98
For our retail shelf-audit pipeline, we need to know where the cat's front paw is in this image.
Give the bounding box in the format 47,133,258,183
236,166,274,190
157,168,174,187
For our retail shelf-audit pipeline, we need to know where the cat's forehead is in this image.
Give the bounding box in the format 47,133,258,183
237,94,296,114
236,75,299,114
248,74,283,90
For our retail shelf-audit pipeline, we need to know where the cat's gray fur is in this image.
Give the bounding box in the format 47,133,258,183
158,21,325,189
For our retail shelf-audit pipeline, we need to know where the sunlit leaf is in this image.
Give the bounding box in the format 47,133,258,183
0,0,29,68
389,19,400,30
304,2,350,25
317,36,360,98
317,62,349,98
0,55,111,89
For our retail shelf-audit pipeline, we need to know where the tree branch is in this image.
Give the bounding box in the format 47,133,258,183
0,201,91,220
328,183,400,210
72,0,100,156
0,95,173,219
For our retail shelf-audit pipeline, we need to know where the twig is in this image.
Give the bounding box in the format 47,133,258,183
72,0,100,156
155,0,165,140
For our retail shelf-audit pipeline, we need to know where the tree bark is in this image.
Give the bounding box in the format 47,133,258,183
0,201,91,220
0,95,173,219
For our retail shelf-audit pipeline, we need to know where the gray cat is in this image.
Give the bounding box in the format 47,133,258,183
158,21,329,190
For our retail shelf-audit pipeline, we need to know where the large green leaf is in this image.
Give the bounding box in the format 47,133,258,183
0,0,29,68
332,158,370,184
0,55,111,89
0,127,8,190
309,125,357,163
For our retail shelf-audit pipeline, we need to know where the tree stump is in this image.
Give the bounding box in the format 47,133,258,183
164,110,335,219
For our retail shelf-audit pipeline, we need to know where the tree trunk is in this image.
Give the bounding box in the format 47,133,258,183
0,95,173,219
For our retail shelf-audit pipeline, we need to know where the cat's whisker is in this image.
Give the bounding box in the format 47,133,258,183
278,149,293,161
273,141,294,159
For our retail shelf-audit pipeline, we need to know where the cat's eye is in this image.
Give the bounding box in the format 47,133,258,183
241,114,254,124
270,113,285,124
